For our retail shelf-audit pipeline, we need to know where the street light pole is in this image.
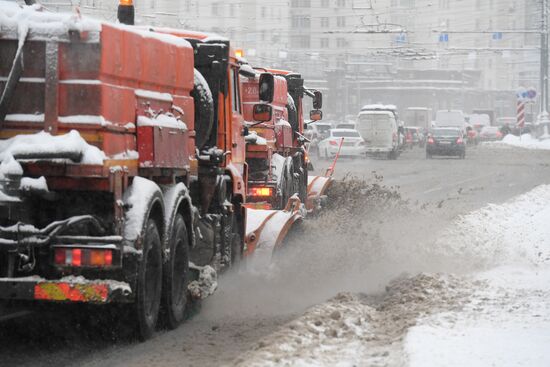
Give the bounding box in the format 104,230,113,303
537,0,550,136
541,0,549,115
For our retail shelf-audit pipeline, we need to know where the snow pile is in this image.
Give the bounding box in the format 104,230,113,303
20,176,48,192
188,264,218,300
0,130,106,164
137,115,188,131
233,293,374,367
244,131,267,145
487,133,550,150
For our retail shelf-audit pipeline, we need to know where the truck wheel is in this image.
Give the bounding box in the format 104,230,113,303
135,218,163,341
293,154,307,203
221,210,243,269
162,214,190,330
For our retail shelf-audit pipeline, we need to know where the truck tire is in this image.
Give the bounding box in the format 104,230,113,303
293,153,307,204
279,159,294,208
162,214,190,330
135,218,163,341
192,69,214,150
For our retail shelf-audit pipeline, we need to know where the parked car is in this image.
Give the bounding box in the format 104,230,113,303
404,126,425,148
426,127,466,159
479,126,503,141
317,129,366,159
305,122,333,155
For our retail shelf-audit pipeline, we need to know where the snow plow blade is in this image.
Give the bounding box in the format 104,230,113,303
306,175,334,213
305,136,341,213
244,196,303,268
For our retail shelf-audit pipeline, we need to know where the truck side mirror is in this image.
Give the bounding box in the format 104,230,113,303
253,104,273,122
313,90,323,109
259,73,274,103
310,109,323,121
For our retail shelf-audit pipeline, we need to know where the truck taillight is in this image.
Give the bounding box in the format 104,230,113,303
428,137,434,144
456,137,463,144
329,140,338,146
250,187,273,197
54,248,113,267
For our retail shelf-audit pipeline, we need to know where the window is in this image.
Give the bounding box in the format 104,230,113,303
230,68,241,113
261,6,266,17
336,38,346,47
291,0,311,7
211,2,219,16
291,15,311,28
320,38,329,47
337,16,346,27
229,4,235,16
337,0,345,7
291,35,311,48
321,0,329,6
321,17,329,27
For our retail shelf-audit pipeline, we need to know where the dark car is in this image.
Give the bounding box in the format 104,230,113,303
426,127,466,159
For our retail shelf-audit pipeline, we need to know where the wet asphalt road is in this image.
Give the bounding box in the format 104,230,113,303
1,143,550,367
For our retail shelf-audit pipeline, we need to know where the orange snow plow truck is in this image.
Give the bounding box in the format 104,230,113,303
0,2,311,340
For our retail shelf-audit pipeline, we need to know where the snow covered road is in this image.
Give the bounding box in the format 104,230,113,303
1,145,550,367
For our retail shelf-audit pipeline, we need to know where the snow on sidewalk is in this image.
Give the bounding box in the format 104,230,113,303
406,184,550,366
233,185,550,366
486,133,550,150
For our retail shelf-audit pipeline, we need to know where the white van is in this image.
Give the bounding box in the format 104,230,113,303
357,110,400,159
435,110,466,130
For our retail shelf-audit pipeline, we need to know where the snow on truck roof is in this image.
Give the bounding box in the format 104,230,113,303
0,1,101,40
0,2,192,49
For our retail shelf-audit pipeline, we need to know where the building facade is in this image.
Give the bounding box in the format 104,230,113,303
39,0,544,120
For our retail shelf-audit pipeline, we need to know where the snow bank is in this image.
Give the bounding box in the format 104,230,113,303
487,133,550,150
407,320,550,367
404,184,550,366
233,293,373,367
433,184,550,268
0,130,106,164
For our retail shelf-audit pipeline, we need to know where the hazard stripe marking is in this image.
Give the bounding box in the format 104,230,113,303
34,282,109,302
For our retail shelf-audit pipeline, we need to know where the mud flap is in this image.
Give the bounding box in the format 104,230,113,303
243,196,303,270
